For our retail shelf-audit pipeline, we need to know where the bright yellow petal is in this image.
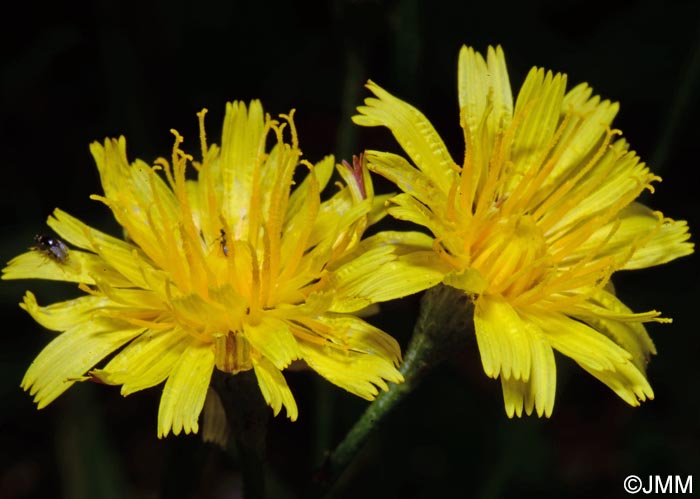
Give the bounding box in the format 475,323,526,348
385,193,453,242
19,291,111,332
578,357,653,406
458,45,513,145
307,194,372,251
529,311,631,371
244,317,301,370
286,155,332,227
530,331,557,416
326,231,446,312
570,288,657,371
21,323,143,408
568,203,693,269
511,68,567,175
168,292,229,332
252,356,298,421
298,315,403,400
48,208,132,254
92,327,190,395
217,100,267,236
191,141,225,245
314,314,402,363
279,162,321,282
500,376,528,417
353,81,457,193
157,342,215,438
92,140,179,223
548,84,619,184
46,208,159,290
365,150,449,208
545,141,651,236
2,248,130,286
473,296,533,381
572,287,663,325
500,330,556,418
91,139,181,264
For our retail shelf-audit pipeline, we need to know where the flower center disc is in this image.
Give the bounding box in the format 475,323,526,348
471,214,549,296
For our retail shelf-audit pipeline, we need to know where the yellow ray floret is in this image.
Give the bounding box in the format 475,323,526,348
354,44,693,417
4,103,444,437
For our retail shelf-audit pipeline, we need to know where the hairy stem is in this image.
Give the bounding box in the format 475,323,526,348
308,284,474,497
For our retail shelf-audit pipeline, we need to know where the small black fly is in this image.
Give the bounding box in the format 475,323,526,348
33,234,69,263
218,228,229,256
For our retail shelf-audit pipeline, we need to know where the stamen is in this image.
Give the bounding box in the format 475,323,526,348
534,128,620,224
500,112,574,218
279,110,299,150
197,108,209,166
473,99,530,220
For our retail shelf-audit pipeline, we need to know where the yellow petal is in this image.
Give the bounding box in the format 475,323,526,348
157,342,215,438
252,356,298,421
572,286,663,325
529,311,631,371
93,327,190,395
244,317,301,370
571,288,656,371
569,203,693,269
279,162,321,281
473,296,533,381
501,335,557,418
20,291,111,332
545,142,649,236
353,81,457,193
307,194,372,250
365,150,449,208
458,45,513,145
500,334,556,418
219,100,266,215
22,323,143,409
548,84,619,184
2,248,130,286
47,208,154,289
578,357,654,406
500,376,529,418
511,67,567,174
385,193,452,241
286,155,333,225
168,292,229,332
530,331,557,417
314,314,402,362
91,139,180,262
326,231,446,312
298,315,403,400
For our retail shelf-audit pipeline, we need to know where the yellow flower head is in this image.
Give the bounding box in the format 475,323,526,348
4,101,441,437
353,46,694,417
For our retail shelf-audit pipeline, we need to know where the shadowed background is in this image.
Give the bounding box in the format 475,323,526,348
2,1,699,498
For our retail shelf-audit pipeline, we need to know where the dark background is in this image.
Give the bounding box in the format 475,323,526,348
1,1,698,498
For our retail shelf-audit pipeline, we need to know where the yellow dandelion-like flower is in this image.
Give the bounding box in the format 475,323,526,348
353,45,693,417
3,101,442,437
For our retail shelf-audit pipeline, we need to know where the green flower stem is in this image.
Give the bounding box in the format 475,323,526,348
309,284,474,497
214,370,271,499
